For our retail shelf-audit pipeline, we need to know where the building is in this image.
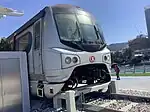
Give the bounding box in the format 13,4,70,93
134,48,150,56
145,6,150,38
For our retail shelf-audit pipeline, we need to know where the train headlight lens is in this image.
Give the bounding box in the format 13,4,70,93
103,53,111,63
108,55,111,61
107,55,110,61
72,57,78,63
65,57,71,64
104,56,107,61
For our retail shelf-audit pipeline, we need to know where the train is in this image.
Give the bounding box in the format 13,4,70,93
7,4,111,98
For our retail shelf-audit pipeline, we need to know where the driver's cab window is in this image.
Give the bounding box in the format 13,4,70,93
55,14,81,41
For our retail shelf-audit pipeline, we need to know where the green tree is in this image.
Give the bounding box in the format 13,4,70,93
123,48,133,61
111,52,115,64
0,38,11,51
111,51,124,64
128,36,150,51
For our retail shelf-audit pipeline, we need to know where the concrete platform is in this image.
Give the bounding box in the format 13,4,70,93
111,76,150,92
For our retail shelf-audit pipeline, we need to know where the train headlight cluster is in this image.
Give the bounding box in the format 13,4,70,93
62,54,80,68
65,56,78,64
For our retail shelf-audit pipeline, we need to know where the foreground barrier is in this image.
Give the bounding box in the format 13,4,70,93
53,82,113,112
0,52,30,112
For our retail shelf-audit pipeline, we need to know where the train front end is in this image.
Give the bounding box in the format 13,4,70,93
42,4,111,98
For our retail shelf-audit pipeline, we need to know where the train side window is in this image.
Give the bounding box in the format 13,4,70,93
10,43,13,50
34,20,41,50
16,32,32,53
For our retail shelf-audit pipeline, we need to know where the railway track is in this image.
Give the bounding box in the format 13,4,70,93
30,89,150,112
79,89,150,112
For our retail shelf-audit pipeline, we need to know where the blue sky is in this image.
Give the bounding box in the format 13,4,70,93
0,0,150,44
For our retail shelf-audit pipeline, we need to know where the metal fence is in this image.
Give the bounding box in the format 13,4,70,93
111,65,150,74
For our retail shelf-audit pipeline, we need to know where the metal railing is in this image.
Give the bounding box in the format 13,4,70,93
111,64,150,74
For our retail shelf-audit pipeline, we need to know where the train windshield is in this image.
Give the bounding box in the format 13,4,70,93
55,14,81,41
77,15,99,41
54,13,106,51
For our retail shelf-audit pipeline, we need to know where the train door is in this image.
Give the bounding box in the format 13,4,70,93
33,19,43,75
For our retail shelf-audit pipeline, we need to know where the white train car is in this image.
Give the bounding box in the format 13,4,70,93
7,4,111,98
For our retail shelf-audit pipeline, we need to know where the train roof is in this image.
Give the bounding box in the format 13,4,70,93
7,4,89,41
7,6,47,41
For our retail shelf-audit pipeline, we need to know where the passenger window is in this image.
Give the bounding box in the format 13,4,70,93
10,42,14,50
19,34,29,51
34,21,41,50
16,32,32,53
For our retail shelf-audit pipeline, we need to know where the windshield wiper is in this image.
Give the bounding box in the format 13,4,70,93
94,25,99,39
76,21,81,37
70,22,81,41
94,25,104,44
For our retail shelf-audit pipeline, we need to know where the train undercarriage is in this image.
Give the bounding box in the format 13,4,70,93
62,64,111,91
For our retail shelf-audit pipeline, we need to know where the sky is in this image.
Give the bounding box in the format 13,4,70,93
0,0,150,44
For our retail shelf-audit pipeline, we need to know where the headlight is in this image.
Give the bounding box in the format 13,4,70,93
103,53,111,63
104,55,108,61
61,54,80,69
72,57,78,63
106,55,110,61
65,57,72,64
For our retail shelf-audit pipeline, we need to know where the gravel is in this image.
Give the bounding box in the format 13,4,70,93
106,100,131,110
89,98,111,105
118,89,150,112
128,103,150,112
119,89,150,97
84,90,150,111
30,99,67,112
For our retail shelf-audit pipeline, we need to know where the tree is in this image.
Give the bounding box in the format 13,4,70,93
122,48,133,61
0,38,11,51
111,52,115,64
131,56,142,65
128,37,150,51
111,51,124,64
143,55,149,61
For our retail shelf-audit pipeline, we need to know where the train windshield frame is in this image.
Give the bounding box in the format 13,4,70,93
54,13,106,51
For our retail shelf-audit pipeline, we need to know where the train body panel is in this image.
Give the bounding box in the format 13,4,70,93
44,47,111,83
7,4,111,98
